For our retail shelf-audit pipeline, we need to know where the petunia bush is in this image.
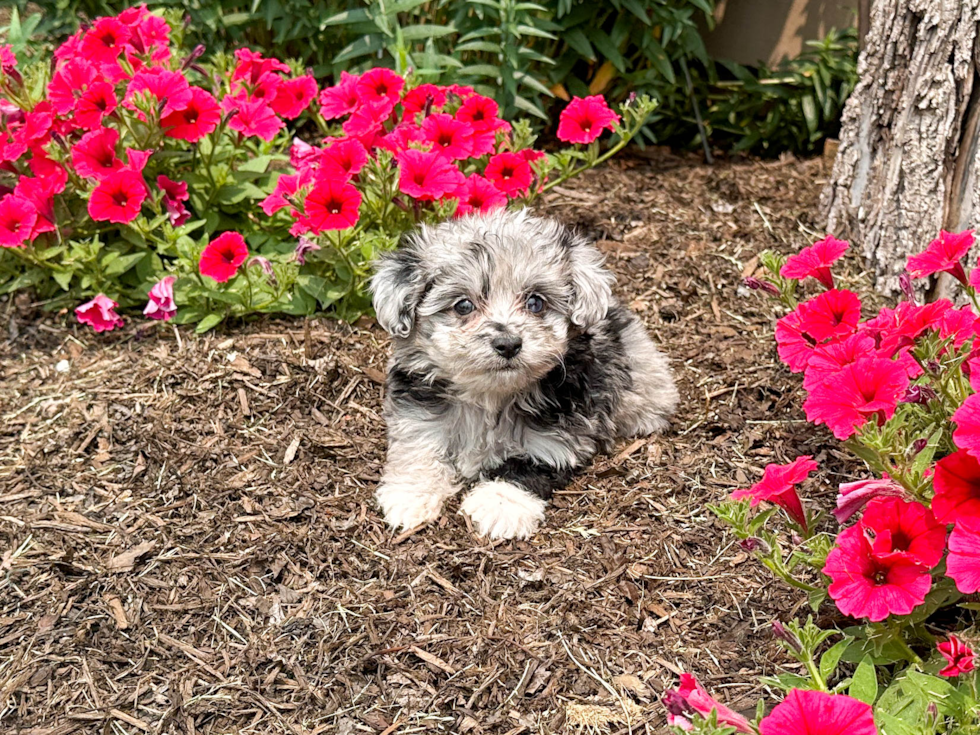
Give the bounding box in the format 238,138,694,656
664,231,980,733
0,7,656,333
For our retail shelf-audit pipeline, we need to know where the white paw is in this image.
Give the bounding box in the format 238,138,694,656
459,480,547,540
376,480,449,530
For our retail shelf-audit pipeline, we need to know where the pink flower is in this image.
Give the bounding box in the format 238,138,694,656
157,175,190,227
759,690,877,735
356,67,404,108
402,83,447,119
731,456,816,530
298,179,362,234
803,333,877,391
270,75,318,119
0,195,37,248
933,449,980,524
397,149,465,201
780,235,849,288
125,68,192,118
260,172,309,217
938,634,975,677
798,289,861,342
662,674,753,733
293,238,320,265
80,16,131,64
454,174,507,217
87,169,147,224
860,497,946,568
557,95,620,144
834,477,908,524
72,127,123,180
227,99,283,141
824,524,931,621
47,58,97,116
199,232,248,283
803,357,909,440
775,307,817,373
319,71,361,119
422,113,475,160
74,81,118,129
947,518,980,593
161,87,221,142
953,394,980,461
484,152,532,196
143,276,177,321
320,138,369,180
76,294,124,333
908,229,974,284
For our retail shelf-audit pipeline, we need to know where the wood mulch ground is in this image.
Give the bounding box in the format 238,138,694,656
1,151,859,734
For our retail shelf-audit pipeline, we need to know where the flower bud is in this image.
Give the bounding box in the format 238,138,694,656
902,385,937,405
911,438,929,455
181,44,206,71
743,277,780,297
899,272,917,303
739,537,770,554
293,238,320,266
771,620,803,653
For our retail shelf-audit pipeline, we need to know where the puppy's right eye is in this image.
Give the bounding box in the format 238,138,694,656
453,299,475,316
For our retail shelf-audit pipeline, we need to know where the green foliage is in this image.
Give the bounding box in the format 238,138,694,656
19,0,857,156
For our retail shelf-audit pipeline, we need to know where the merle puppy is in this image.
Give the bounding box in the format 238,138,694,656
370,208,678,539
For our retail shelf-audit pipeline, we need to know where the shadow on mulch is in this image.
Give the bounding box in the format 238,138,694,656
1,152,862,734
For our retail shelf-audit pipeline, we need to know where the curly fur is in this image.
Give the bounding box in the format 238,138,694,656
370,208,678,539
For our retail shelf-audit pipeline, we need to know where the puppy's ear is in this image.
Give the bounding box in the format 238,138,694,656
563,227,613,329
371,238,427,338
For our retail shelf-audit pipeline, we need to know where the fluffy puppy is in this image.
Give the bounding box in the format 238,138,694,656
370,208,678,539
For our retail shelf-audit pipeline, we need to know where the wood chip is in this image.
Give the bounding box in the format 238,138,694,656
105,541,156,573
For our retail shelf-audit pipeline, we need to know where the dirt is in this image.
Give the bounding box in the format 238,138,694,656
0,151,859,734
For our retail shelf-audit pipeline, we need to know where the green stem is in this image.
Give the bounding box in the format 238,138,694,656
803,654,829,692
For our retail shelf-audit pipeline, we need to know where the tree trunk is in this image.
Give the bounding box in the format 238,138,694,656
822,0,980,297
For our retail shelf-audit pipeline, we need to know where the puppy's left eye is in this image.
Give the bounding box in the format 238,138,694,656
525,294,545,314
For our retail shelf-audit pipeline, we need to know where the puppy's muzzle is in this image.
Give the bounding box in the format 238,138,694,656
491,333,523,359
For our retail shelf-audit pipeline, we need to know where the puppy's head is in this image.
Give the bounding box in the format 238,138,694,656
371,208,613,396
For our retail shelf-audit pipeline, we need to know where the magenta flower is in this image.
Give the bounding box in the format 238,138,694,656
907,229,974,285
759,689,877,735
946,518,980,594
780,235,849,289
732,456,816,531
662,674,753,733
833,477,908,524
76,294,124,333
938,634,975,677
143,276,176,321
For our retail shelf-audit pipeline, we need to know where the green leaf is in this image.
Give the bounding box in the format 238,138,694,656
52,270,72,291
103,252,146,277
238,155,273,174
849,656,878,705
873,711,916,735
195,313,224,333
399,24,457,42
819,639,850,682
588,29,626,72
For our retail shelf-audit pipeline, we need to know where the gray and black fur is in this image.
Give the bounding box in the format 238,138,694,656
370,208,678,539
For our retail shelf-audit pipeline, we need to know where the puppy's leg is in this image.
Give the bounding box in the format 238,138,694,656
376,436,460,531
460,458,574,540
614,316,679,437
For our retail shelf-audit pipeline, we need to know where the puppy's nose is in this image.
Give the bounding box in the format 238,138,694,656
491,334,523,359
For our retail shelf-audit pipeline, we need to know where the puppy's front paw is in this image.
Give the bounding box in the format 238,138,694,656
460,480,546,540
376,480,449,530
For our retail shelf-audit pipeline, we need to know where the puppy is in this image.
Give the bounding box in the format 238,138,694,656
370,208,678,539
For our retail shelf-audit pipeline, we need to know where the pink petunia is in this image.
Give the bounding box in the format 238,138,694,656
780,235,849,289
227,99,283,141
908,229,974,284
484,152,532,196
270,75,318,119
834,477,908,525
661,674,753,734
556,95,620,144
824,524,931,621
402,83,448,119
125,68,193,119
319,71,361,119
0,195,37,248
802,332,876,391
356,67,404,108
938,634,975,677
397,149,465,201
72,127,123,180
320,138,369,180
298,178,362,234
160,87,221,142
797,289,862,342
74,81,118,129
803,357,909,440
946,518,980,593
76,294,124,333
199,232,249,283
933,449,980,524
859,497,946,568
731,456,816,530
454,174,507,217
953,394,980,461
758,689,877,735
143,276,177,321
87,169,147,224
157,175,190,227
421,113,475,160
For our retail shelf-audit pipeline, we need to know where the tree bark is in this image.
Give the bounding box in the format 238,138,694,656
822,0,980,296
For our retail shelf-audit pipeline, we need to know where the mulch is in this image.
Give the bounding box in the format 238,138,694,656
1,150,862,734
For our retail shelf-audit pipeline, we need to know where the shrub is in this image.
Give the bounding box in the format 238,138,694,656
0,6,654,332
662,233,980,732
12,1,856,155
